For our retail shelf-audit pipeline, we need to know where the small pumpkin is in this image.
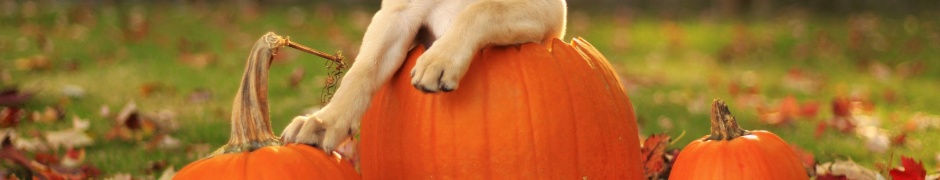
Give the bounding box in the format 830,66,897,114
174,33,359,180
669,99,808,180
359,38,643,179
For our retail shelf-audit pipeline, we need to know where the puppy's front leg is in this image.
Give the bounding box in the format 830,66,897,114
410,0,566,92
282,1,426,152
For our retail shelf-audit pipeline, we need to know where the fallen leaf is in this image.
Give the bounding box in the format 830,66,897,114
816,159,884,180
157,167,176,180
815,121,828,138
892,133,907,147
178,52,216,69
14,135,47,152
0,89,33,107
800,101,820,118
0,128,95,179
1,107,23,128
816,174,849,180
781,68,825,94
106,173,133,180
123,6,149,42
60,148,85,169
904,112,940,131
34,152,60,165
856,126,890,153
13,55,51,71
31,106,63,123
106,102,157,141
640,133,672,180
61,85,86,99
142,161,168,175
790,145,817,176
890,156,926,180
139,82,169,97
145,134,181,150
45,129,93,149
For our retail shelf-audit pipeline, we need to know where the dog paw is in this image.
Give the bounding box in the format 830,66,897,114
410,50,469,93
281,114,353,153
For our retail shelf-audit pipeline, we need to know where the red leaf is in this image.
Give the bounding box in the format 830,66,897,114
800,101,820,118
815,121,827,139
641,133,671,179
890,156,926,180
892,133,907,147
816,174,848,180
34,152,60,165
1,107,23,128
832,96,852,117
0,89,33,107
790,145,816,175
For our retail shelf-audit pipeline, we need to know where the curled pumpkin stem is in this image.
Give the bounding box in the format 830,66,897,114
218,32,283,155
210,32,345,157
706,99,749,141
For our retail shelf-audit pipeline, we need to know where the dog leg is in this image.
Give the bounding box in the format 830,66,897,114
282,0,427,152
410,0,566,93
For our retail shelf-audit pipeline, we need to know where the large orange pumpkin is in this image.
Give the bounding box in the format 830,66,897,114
175,33,359,180
359,38,643,179
669,100,808,180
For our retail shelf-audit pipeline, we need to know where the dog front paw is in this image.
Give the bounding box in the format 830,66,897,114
410,50,470,93
281,115,353,153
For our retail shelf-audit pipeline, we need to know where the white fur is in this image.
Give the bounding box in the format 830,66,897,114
282,0,567,152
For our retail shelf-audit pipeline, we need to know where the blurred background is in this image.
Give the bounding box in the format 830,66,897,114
0,0,938,178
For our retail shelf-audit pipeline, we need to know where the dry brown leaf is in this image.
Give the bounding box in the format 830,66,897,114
106,102,157,141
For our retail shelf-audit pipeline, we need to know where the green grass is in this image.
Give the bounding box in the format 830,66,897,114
1,2,937,177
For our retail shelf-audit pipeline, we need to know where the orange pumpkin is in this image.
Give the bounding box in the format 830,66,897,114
175,33,359,180
669,100,808,180
359,38,643,179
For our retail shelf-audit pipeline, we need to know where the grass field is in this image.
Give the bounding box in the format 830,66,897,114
1,1,938,178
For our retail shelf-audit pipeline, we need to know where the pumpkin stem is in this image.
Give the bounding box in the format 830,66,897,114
706,99,749,140
215,32,285,155
209,32,344,157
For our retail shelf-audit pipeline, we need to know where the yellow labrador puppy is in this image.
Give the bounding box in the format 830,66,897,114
282,0,567,152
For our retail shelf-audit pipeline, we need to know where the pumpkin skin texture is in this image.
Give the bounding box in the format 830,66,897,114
669,100,808,180
175,144,360,179
359,38,643,179
174,33,359,180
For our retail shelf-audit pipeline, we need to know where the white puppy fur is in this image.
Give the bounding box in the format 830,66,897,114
281,0,567,152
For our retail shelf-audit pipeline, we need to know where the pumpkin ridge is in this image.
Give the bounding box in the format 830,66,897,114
550,40,584,177
480,48,492,179
516,44,540,179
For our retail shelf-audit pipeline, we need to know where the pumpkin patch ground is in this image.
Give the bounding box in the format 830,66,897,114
1,1,939,179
